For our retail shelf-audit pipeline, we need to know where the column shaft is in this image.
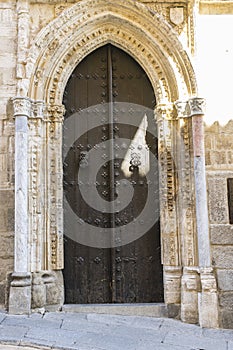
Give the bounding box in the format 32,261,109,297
15,115,28,272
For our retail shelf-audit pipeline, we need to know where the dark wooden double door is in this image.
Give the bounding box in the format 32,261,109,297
63,45,163,304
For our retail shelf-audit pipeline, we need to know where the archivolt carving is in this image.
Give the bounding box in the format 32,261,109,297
27,0,197,104
21,0,199,306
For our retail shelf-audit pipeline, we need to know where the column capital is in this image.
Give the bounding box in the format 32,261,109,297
188,97,206,116
46,104,65,123
11,97,32,118
31,100,45,119
156,102,175,121
174,100,189,118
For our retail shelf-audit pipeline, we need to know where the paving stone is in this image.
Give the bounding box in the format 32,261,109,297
0,312,232,350
163,332,228,350
0,325,28,343
3,314,62,329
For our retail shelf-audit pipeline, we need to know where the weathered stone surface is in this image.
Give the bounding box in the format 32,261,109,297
217,269,233,291
207,176,229,224
210,225,233,245
212,246,233,268
220,309,233,329
219,292,233,309
8,273,31,315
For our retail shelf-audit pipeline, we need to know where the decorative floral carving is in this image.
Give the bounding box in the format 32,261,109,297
12,97,32,118
189,98,206,116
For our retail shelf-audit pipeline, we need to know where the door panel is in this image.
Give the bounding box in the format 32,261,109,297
63,44,163,304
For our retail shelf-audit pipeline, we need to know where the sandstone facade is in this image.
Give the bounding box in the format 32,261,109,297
0,0,232,328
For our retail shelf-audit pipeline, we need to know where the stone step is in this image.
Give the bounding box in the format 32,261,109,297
62,303,179,318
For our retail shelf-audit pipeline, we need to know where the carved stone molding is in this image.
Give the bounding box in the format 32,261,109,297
26,0,197,105
174,100,189,118
156,103,179,267
45,104,65,270
156,103,175,122
47,104,65,123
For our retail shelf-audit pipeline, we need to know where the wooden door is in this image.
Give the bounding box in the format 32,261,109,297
63,45,163,303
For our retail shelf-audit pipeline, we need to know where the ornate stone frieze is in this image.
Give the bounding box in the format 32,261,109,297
45,104,65,270
174,100,189,118
156,103,179,266
27,0,197,104
28,101,45,272
178,114,197,266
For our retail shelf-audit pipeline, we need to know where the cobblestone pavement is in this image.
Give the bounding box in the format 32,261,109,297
0,311,233,350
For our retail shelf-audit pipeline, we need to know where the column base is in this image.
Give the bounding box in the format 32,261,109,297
8,272,31,315
181,267,200,324
198,267,219,328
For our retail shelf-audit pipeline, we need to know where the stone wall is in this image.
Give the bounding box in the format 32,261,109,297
0,1,17,307
205,121,233,328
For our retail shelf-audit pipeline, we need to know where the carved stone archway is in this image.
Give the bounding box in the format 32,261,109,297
9,0,219,328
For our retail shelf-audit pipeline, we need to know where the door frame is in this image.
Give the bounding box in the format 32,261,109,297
10,0,211,320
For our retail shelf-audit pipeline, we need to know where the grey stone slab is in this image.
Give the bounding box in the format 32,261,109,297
75,331,145,350
63,303,168,318
3,313,62,329
24,326,84,347
227,341,233,350
161,318,203,336
163,332,228,350
0,324,29,343
44,311,87,322
203,327,233,341
0,313,6,325
61,318,111,334
86,313,163,330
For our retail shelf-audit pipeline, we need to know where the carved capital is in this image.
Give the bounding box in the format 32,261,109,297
12,97,32,118
47,104,65,123
188,97,206,116
174,100,189,118
156,103,175,122
31,100,45,119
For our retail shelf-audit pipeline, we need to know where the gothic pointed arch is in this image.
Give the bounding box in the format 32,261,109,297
26,0,197,104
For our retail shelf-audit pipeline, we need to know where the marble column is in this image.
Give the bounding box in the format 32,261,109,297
175,100,199,324
9,97,32,314
189,97,219,328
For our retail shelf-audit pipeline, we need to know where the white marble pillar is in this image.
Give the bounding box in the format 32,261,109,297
9,97,32,314
189,97,219,328
189,98,210,267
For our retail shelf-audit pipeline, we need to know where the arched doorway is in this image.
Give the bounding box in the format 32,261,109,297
62,44,163,304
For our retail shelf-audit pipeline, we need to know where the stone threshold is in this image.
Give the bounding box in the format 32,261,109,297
62,303,180,318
